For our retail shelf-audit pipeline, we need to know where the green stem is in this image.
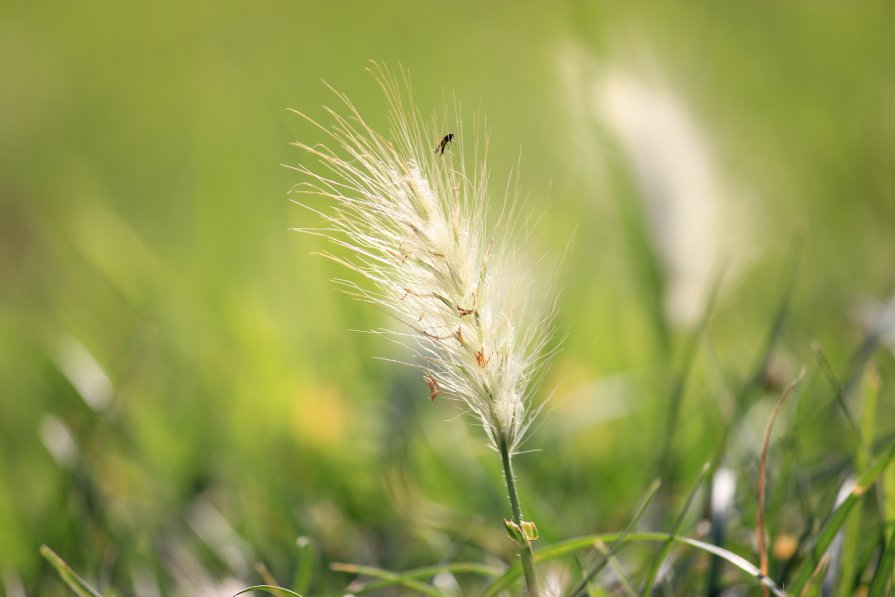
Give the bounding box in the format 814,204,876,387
498,435,539,597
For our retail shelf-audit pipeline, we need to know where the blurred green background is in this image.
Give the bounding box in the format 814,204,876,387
2,1,895,594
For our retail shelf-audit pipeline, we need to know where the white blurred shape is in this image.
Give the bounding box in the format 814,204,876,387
711,467,737,516
2,569,26,597
132,565,163,597
432,570,461,594
542,564,571,597
854,292,895,353
55,334,114,411
162,536,247,597
39,414,79,469
823,476,856,594
596,69,731,326
186,496,252,576
556,40,761,329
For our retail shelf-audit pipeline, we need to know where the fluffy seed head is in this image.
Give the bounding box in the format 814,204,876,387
290,64,554,454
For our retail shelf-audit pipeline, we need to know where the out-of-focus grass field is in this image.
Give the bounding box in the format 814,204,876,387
2,1,895,595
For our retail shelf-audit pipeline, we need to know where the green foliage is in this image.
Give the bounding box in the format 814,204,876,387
788,442,895,594
3,0,895,595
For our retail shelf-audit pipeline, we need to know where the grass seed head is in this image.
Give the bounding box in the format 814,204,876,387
290,63,554,454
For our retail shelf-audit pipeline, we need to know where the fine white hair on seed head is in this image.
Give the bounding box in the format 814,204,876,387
288,62,555,454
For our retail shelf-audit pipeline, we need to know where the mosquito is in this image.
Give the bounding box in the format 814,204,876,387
435,133,454,156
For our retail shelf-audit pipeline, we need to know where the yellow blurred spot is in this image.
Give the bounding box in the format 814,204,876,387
290,385,350,447
772,534,798,560
546,358,595,404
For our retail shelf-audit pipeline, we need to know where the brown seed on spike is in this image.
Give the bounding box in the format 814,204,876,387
424,372,441,402
475,349,489,368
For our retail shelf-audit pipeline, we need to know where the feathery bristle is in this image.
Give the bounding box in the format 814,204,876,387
290,63,553,454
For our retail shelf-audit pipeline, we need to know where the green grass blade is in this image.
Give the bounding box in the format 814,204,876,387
750,231,803,391
869,524,895,597
233,585,303,597
482,532,784,597
887,479,895,549
837,364,881,595
39,545,103,597
331,561,497,595
610,144,671,352
641,463,709,595
708,233,802,479
812,342,868,457
788,441,895,593
571,478,662,596
291,536,315,595
596,541,639,597
655,269,723,489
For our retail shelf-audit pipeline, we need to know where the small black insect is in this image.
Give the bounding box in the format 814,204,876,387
436,133,455,155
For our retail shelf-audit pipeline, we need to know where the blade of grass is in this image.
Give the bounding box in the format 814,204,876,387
811,342,869,458
788,440,895,593
641,463,710,595
601,133,670,352
757,369,805,590
331,561,499,595
837,363,880,595
708,231,803,479
570,478,662,596
39,545,103,597
705,234,801,597
656,269,724,484
886,441,895,533
869,523,895,597
841,307,889,399
291,536,315,595
482,532,785,597
852,526,885,590
596,541,639,597
233,585,303,597
748,231,803,393
822,477,857,594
